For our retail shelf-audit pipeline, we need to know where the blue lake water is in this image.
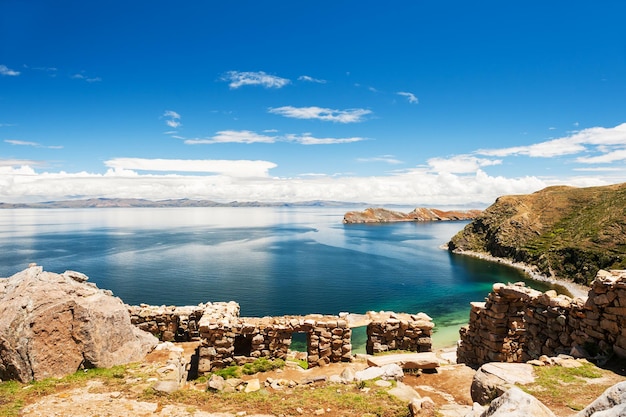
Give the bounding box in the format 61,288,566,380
0,207,552,349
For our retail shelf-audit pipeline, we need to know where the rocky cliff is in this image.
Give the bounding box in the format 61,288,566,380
343,207,481,224
448,183,626,286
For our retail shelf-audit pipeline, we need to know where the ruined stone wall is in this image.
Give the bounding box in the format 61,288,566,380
128,302,240,342
458,270,626,367
366,312,434,354
129,303,434,373
197,315,352,371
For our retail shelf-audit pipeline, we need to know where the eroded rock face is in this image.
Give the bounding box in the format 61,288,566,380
0,265,158,382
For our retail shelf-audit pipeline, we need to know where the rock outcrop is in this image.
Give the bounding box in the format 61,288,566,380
470,362,536,405
448,183,626,285
0,265,157,382
343,207,481,224
473,387,556,417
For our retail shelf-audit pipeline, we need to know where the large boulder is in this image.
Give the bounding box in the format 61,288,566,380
575,381,626,417
0,265,158,382
477,387,556,417
470,362,536,404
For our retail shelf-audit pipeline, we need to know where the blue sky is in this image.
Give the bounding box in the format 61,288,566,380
1,1,626,205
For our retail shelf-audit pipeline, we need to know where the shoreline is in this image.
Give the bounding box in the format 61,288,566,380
444,246,589,299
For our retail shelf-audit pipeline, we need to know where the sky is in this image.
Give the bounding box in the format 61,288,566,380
1,1,626,206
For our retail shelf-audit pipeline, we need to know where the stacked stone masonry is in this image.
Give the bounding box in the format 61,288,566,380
129,305,433,373
366,312,434,354
458,269,626,367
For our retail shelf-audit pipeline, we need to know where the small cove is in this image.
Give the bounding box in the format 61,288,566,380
0,207,558,350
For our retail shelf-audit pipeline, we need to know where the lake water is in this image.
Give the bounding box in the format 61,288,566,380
0,207,551,349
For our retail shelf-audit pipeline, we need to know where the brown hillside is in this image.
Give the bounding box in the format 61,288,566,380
448,183,626,285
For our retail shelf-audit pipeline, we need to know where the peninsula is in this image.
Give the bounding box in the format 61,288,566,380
448,183,626,286
343,207,482,224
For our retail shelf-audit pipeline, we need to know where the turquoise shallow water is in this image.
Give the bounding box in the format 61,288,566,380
0,207,554,349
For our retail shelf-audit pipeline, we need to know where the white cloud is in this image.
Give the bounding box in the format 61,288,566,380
397,91,418,104
5,139,39,147
71,73,101,82
574,167,624,172
0,65,20,76
163,110,182,129
222,71,290,89
357,155,404,165
104,158,277,178
0,159,40,167
183,130,364,145
184,130,277,145
269,106,371,123
4,139,62,149
576,149,626,164
285,134,366,145
478,123,626,159
298,75,326,84
163,110,180,119
427,155,502,173
0,158,623,206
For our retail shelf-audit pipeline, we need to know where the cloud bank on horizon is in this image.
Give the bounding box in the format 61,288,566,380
1,2,625,206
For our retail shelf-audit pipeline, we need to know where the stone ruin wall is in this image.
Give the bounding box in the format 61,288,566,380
128,304,434,373
458,269,626,367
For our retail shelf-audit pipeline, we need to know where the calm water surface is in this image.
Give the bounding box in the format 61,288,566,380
0,207,551,348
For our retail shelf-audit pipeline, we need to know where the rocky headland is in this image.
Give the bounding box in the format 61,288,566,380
448,183,626,286
343,207,482,224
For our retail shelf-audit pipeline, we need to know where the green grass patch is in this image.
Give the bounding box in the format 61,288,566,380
288,358,308,369
242,358,285,375
210,358,286,380
524,362,603,400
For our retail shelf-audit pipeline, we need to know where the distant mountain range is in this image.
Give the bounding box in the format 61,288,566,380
0,198,367,209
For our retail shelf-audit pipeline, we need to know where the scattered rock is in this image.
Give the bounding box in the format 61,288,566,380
409,396,436,416
151,380,180,394
388,381,421,402
339,366,356,383
355,363,404,381
244,378,261,393
207,374,226,391
302,375,327,384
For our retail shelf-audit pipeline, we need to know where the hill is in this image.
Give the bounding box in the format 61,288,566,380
447,183,626,286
